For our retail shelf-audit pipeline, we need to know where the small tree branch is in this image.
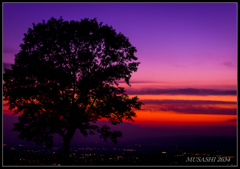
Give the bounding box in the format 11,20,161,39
87,96,97,114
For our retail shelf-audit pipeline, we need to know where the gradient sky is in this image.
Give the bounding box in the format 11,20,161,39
2,3,237,143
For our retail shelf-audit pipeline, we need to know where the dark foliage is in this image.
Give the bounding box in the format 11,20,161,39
3,17,143,160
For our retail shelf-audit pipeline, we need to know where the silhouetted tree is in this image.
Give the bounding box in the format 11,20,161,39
3,17,143,164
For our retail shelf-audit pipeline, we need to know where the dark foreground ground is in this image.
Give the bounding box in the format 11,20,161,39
3,142,237,166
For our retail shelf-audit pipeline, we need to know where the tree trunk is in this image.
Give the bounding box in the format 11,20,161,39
63,137,70,157
62,128,76,165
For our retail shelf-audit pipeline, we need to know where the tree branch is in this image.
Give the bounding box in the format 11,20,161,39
87,96,97,114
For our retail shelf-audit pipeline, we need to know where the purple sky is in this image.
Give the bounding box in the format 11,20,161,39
3,3,237,89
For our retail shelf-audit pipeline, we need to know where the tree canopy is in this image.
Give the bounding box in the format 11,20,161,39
3,17,143,157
